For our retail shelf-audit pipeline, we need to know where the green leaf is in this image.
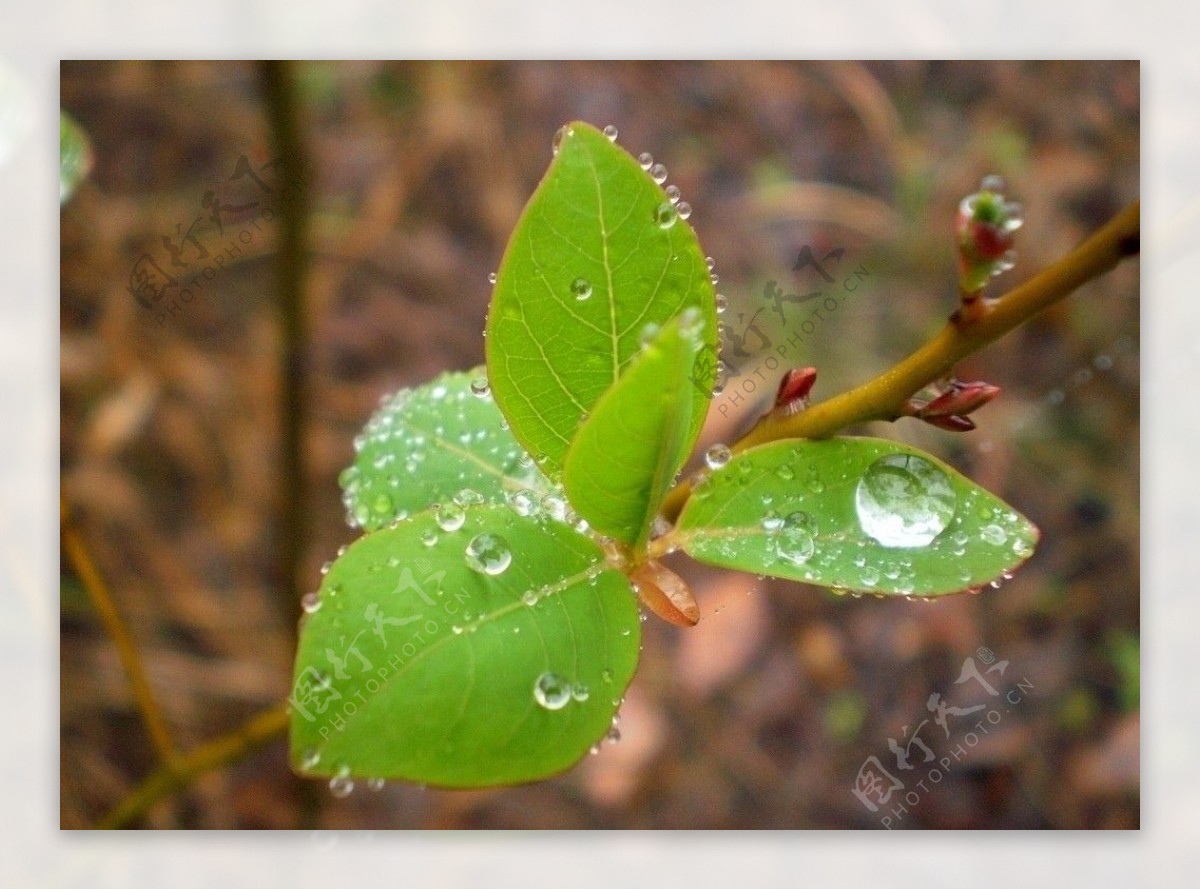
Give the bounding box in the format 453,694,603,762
563,312,704,549
60,110,91,204
675,437,1038,597
289,504,641,787
340,368,552,531
486,120,717,479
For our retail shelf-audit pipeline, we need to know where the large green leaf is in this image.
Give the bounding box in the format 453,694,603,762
562,312,704,550
289,504,641,787
674,438,1038,597
340,368,551,531
486,120,717,479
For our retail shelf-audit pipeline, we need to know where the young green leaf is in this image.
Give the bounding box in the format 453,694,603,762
486,121,716,479
289,505,640,788
562,312,704,549
674,438,1038,597
340,368,551,531
60,110,91,204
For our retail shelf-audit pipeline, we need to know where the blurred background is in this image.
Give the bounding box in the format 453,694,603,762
60,60,1139,829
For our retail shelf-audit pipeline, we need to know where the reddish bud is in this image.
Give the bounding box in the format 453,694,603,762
922,414,976,432
631,560,699,627
919,380,1001,419
773,367,817,415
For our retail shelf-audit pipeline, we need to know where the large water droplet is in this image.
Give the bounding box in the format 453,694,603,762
637,151,653,170
705,443,731,470
435,502,466,532
676,201,692,220
855,454,956,547
715,293,728,314
665,184,681,204
470,375,490,398
654,201,678,229
774,511,816,566
533,672,572,710
465,533,512,575
570,277,593,301
649,162,668,184
603,124,619,141
301,591,321,614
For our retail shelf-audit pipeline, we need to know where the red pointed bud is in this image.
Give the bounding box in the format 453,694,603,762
773,367,817,416
922,413,976,432
919,380,1001,418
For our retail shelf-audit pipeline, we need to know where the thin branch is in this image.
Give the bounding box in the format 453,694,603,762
61,494,178,763
97,701,290,829
661,199,1140,521
260,60,312,630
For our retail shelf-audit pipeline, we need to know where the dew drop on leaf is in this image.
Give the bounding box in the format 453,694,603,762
981,523,1007,545
435,502,466,532
602,123,618,141
465,532,512,576
329,766,354,798
649,163,668,184
855,453,956,548
533,672,571,710
677,201,692,220
705,444,731,470
301,591,321,614
637,151,653,170
774,511,816,566
570,277,593,301
654,201,678,229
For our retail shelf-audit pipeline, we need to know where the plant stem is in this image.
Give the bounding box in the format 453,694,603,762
61,494,178,764
260,59,312,631
97,701,290,829
661,199,1139,522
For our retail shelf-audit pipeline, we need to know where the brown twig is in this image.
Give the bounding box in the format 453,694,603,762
661,199,1140,522
61,494,178,763
97,701,289,829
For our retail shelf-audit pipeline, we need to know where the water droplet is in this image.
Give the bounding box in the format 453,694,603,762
774,511,816,566
454,487,485,507
435,502,466,532
980,174,1005,193
300,747,320,770
705,443,732,470
420,528,438,547
761,510,783,533
508,489,537,517
551,125,571,156
601,669,614,684
605,725,622,743
710,272,718,285
677,201,692,220
465,533,512,575
371,491,393,517
665,184,681,204
715,293,728,314
487,271,497,284
366,777,385,792
329,767,354,798
981,524,1007,546
776,463,795,481
855,454,956,547
541,494,568,521
602,123,618,141
470,375,490,398
637,151,653,170
860,566,881,587
301,591,321,613
570,277,593,301
705,256,716,271
654,201,678,229
649,163,668,184
320,560,333,576
533,672,572,710
571,682,590,702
